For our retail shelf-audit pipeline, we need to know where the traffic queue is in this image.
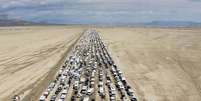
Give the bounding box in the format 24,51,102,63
38,30,137,101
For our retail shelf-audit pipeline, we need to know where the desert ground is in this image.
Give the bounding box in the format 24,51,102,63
0,26,201,101
98,28,201,101
0,26,85,100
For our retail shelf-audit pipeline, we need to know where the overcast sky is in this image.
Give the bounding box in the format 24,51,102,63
0,0,201,24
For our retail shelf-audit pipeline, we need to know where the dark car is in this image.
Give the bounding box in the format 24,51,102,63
71,95,75,101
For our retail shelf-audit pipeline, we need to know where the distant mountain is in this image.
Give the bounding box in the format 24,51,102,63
144,21,201,27
0,17,52,26
1,17,201,27
0,19,38,26
83,21,201,27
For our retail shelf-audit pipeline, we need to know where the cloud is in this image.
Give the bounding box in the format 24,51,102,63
0,0,201,24
189,0,201,2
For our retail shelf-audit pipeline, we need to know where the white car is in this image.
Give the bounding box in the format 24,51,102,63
99,87,104,93
82,96,90,101
61,89,68,94
128,89,134,95
110,96,116,101
58,99,64,101
60,94,66,99
87,88,94,95
39,95,46,101
90,81,95,85
91,78,95,81
73,81,79,90
99,82,104,86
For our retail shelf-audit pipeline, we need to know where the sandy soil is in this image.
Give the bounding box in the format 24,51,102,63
98,28,201,101
0,26,85,100
1,26,201,101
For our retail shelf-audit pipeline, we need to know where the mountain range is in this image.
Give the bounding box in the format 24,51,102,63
0,18,201,27
144,21,201,27
0,18,40,26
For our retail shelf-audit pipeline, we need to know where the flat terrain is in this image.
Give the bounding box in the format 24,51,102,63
99,28,201,101
0,26,85,100
0,26,201,101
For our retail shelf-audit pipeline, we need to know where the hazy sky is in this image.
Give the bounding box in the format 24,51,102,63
0,0,201,24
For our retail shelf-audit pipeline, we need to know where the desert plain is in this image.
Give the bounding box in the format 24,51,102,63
0,26,201,101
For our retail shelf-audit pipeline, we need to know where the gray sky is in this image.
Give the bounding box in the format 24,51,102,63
0,0,201,24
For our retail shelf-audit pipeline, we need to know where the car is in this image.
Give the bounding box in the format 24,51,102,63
91,71,95,77
98,82,103,87
43,91,49,98
81,96,89,101
120,91,126,99
12,95,20,101
130,94,137,101
91,81,95,85
81,86,87,94
39,95,46,101
110,96,116,101
119,84,124,90
50,95,56,101
55,89,61,95
98,87,105,98
106,80,111,85
63,84,69,90
77,92,82,98
48,82,55,89
80,78,86,83
127,88,134,95
130,97,137,101
60,94,66,99
110,85,116,91
87,88,94,95
91,78,95,81
73,81,79,90
58,99,64,101
61,89,68,94
109,91,115,96
55,87,62,95
71,95,76,101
